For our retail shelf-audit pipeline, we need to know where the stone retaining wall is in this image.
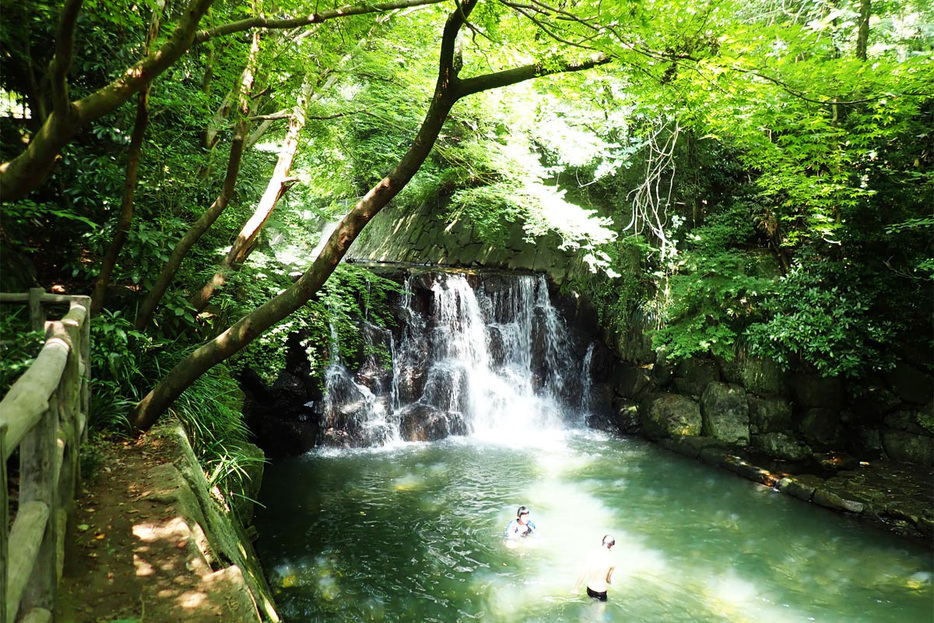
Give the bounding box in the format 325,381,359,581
348,201,585,284
151,424,279,621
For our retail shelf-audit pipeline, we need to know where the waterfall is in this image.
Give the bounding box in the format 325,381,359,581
321,271,591,446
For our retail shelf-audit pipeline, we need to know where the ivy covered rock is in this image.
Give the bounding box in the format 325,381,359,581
650,348,675,389
788,373,845,410
800,407,843,450
672,358,721,398
882,430,934,467
848,381,903,423
883,362,933,406
611,309,656,365
613,399,642,435
718,351,786,397
611,364,655,399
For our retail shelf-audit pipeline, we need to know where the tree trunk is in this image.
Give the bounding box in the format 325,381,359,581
91,2,167,314
135,27,262,331
190,74,312,313
856,0,870,61
129,0,610,432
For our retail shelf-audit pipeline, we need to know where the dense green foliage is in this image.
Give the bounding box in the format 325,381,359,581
1,0,932,475
0,306,44,395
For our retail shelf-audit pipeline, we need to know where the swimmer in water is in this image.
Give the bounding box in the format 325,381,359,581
576,534,616,601
504,506,536,540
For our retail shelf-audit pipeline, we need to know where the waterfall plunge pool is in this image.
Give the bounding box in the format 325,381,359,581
254,429,933,622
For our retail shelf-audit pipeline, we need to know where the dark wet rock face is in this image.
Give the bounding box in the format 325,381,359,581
240,368,320,458
751,432,811,461
399,403,468,441
748,396,794,434
700,382,749,445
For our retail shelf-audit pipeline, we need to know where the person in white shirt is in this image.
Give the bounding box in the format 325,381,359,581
576,534,616,601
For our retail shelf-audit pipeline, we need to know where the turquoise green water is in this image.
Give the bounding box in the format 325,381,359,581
254,430,933,622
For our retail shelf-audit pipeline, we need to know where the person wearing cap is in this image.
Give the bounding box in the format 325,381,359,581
503,506,536,539
576,534,616,601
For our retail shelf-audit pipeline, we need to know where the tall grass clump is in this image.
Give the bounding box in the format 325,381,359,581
89,310,263,517
171,367,265,515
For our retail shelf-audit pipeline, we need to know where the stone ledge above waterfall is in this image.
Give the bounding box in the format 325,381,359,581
347,202,587,284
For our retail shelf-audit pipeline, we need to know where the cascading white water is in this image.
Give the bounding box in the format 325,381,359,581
322,271,589,445
579,342,595,416
321,316,398,446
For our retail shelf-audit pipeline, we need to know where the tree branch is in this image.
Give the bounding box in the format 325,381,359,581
0,0,216,201
193,0,450,44
49,0,84,116
457,53,611,98
248,111,292,121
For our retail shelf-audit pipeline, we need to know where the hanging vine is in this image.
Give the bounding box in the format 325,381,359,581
624,116,682,263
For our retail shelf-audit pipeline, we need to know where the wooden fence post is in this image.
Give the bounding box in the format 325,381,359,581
27,289,45,332
1,293,90,621
17,323,67,618
1,423,8,623
59,303,85,581
77,297,91,443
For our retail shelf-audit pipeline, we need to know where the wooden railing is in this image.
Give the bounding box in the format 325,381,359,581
0,290,91,623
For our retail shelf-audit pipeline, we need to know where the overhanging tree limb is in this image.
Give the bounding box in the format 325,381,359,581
128,0,612,433
191,0,450,44
0,0,451,203
190,31,377,313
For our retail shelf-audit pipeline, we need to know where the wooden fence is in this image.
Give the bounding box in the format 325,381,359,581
0,289,91,623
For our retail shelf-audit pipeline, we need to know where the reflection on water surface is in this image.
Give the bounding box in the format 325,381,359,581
255,430,933,622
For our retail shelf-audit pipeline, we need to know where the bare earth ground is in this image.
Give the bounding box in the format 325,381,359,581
54,434,258,623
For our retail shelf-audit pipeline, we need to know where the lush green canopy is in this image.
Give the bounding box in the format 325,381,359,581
1,0,931,439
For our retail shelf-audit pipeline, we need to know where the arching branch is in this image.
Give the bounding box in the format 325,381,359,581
192,0,450,44
0,0,215,201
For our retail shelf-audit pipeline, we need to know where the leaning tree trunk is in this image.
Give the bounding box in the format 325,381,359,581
128,0,610,432
91,2,168,314
189,74,311,313
135,27,262,331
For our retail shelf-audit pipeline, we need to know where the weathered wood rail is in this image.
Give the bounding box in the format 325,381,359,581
0,289,91,623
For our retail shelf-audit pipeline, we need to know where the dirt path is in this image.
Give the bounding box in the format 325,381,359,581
54,434,260,623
